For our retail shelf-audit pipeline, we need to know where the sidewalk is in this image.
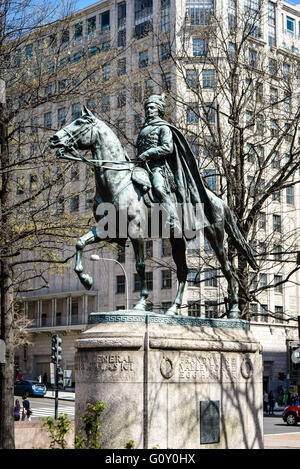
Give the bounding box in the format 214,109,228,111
45,389,75,401
264,432,300,449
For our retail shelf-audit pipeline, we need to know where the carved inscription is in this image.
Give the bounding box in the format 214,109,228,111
179,353,221,382
76,354,135,373
221,355,238,382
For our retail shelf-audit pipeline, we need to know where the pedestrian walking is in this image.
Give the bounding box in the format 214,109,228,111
268,390,275,415
14,399,21,421
16,370,23,381
21,395,32,421
263,390,269,414
42,372,48,387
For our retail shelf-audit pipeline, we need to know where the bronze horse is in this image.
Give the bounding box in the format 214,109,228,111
49,107,257,317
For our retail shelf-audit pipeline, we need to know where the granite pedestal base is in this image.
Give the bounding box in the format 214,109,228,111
75,311,263,449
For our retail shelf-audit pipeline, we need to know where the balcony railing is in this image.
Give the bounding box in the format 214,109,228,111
27,317,87,328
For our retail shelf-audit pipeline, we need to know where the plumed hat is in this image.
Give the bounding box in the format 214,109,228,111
144,93,166,116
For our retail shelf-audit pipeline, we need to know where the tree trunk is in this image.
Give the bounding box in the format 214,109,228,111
0,99,15,449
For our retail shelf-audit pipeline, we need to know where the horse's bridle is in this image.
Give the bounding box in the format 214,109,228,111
57,119,136,171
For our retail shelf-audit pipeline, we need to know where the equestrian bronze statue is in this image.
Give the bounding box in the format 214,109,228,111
49,95,257,318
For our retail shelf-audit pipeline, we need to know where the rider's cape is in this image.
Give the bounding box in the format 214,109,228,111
144,120,217,235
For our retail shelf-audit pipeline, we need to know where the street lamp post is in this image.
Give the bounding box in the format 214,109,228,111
90,254,129,310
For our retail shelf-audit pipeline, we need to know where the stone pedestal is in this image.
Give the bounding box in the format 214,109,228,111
75,311,263,449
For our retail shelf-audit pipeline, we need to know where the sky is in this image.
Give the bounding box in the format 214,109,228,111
74,0,100,11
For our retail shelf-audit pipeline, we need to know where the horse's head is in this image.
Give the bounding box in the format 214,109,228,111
49,105,96,155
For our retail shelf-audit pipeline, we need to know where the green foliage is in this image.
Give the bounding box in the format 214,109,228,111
74,400,105,449
124,440,135,449
42,414,72,449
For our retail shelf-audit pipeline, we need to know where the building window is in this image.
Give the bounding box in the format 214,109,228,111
186,0,214,26
71,300,78,325
134,272,153,291
274,275,283,293
118,58,126,75
193,38,207,56
57,108,67,127
162,72,172,91
269,58,277,76
204,268,217,287
100,11,110,31
74,23,83,41
273,214,281,233
118,2,126,28
70,195,79,212
85,190,93,210
286,186,294,205
273,244,282,261
118,30,126,47
286,16,295,33
25,45,32,58
101,95,110,113
186,69,198,89
117,89,126,108
139,50,148,68
161,270,172,289
260,304,268,322
202,69,215,88
71,104,81,121
87,16,96,35
205,301,218,318
259,273,268,288
272,190,280,202
268,2,276,46
187,135,200,157
145,240,153,257
228,0,236,30
250,303,258,321
116,275,125,293
117,246,125,263
203,102,215,123
160,42,171,61
102,64,111,82
161,0,170,31
187,269,199,286
187,103,199,123
203,169,216,191
274,305,284,323
188,301,201,317
44,112,52,129
161,239,172,257
244,0,261,38
134,0,153,39
248,49,257,68
56,312,62,326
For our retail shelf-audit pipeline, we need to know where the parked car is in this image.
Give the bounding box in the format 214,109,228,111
14,379,47,397
282,405,300,425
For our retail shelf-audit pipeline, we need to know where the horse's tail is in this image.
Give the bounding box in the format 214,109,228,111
224,205,258,271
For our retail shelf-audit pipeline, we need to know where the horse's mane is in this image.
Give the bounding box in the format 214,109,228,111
92,114,131,162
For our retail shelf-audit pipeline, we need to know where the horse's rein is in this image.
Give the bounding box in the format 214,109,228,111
58,125,138,171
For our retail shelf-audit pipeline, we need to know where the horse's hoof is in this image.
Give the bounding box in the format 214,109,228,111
79,273,93,290
133,299,147,311
165,304,179,316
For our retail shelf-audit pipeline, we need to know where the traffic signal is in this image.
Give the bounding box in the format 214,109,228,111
57,367,64,389
51,335,58,363
289,340,300,378
51,334,62,365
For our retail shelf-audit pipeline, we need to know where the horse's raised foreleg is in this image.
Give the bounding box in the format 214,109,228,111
75,226,101,290
131,237,148,311
204,225,240,319
166,238,188,316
